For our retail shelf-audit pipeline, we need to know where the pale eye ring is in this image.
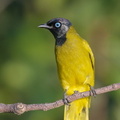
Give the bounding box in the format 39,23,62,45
54,22,61,28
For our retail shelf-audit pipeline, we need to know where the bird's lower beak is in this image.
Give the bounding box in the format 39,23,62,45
38,24,52,29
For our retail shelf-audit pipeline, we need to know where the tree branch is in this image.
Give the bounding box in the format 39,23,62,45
0,83,120,115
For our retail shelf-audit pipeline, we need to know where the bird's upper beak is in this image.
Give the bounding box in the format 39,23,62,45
38,23,52,29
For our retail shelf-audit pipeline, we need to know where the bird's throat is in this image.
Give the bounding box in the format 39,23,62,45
55,34,66,46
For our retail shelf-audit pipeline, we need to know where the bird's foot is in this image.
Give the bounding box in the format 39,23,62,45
74,90,79,94
89,85,96,97
63,90,70,106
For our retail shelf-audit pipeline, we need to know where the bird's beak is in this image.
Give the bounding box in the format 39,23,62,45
38,24,52,29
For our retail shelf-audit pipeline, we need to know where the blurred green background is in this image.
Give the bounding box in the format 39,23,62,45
0,0,120,120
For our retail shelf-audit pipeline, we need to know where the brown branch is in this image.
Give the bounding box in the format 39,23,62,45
0,83,120,115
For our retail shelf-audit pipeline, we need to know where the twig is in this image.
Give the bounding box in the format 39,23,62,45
0,83,120,115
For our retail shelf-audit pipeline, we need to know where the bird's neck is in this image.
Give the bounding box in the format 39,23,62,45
55,26,83,46
66,26,83,41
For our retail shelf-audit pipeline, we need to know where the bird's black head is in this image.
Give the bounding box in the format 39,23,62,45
38,18,72,46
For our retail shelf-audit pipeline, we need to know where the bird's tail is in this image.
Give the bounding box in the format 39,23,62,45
64,97,90,120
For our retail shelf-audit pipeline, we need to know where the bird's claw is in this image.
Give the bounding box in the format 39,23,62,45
63,90,70,106
89,86,96,97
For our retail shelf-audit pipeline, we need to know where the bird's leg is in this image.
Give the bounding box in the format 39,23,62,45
63,89,70,106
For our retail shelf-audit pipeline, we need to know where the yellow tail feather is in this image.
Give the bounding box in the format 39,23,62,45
64,98,90,120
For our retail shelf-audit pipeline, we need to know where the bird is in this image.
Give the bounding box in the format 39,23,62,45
38,18,95,120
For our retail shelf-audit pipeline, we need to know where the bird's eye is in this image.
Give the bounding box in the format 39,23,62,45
54,22,61,28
